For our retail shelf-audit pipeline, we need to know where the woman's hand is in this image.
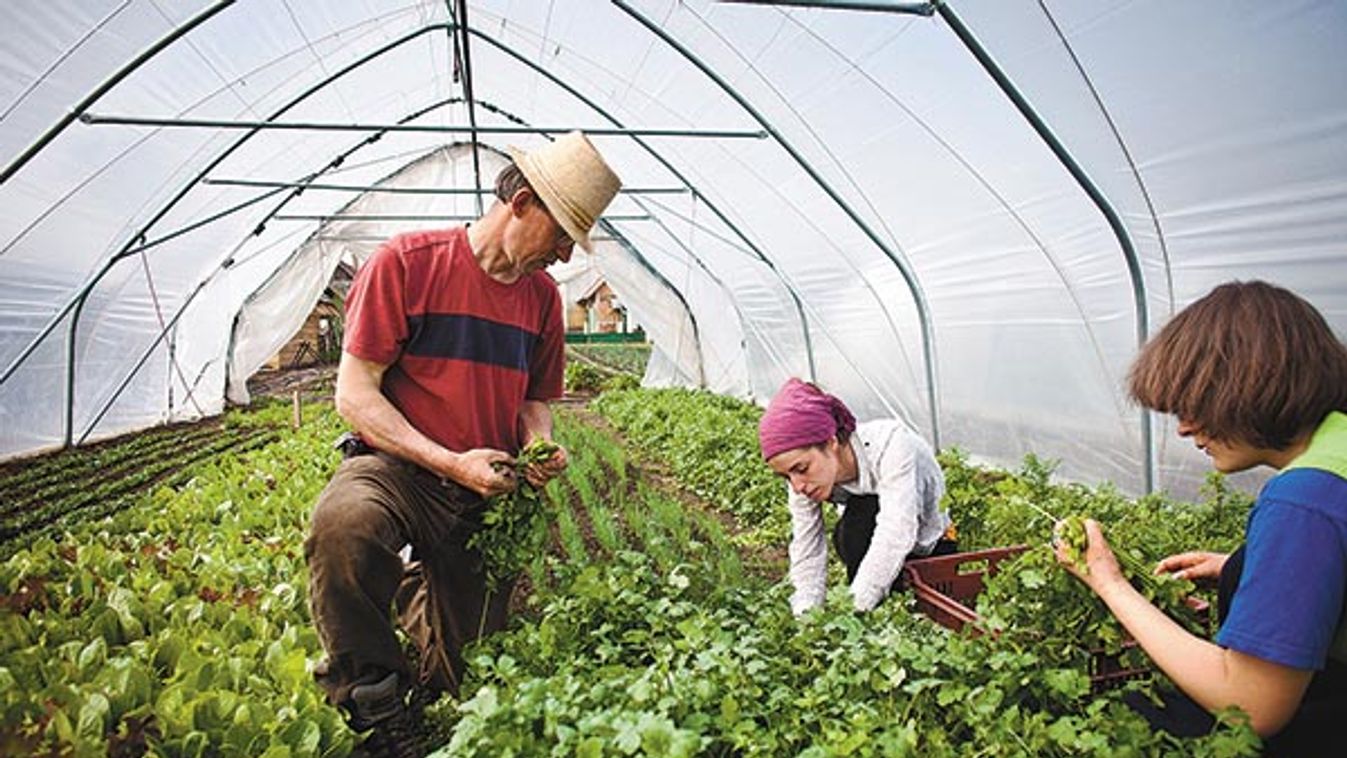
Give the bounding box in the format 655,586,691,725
1053,518,1126,594
1154,551,1228,585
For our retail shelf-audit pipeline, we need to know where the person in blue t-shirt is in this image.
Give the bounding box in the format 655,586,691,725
1056,280,1347,753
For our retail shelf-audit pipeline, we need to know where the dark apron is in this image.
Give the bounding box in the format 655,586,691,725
1128,544,1347,754
830,493,957,591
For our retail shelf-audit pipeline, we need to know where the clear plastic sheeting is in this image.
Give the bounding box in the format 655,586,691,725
593,233,713,393
225,143,509,405
0,1,1343,500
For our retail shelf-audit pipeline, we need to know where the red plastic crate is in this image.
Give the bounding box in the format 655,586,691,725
902,545,1210,690
902,545,1030,634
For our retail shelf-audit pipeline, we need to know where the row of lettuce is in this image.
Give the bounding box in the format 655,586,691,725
1,387,1259,755
1,401,353,757
0,419,279,561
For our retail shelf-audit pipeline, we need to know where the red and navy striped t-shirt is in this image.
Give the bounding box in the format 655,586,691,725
343,227,565,455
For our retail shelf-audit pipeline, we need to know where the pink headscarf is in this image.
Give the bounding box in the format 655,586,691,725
758,378,857,461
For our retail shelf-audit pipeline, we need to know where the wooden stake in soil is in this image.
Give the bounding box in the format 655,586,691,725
292,389,302,429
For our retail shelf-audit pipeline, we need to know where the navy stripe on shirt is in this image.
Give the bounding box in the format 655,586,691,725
404,313,538,372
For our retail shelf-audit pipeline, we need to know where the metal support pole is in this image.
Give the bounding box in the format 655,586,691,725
935,1,1154,492
0,0,236,184
616,0,940,446
451,0,484,215
465,25,818,383
114,186,289,260
718,0,934,14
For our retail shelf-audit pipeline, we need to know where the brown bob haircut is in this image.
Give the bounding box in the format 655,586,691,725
1129,280,1347,450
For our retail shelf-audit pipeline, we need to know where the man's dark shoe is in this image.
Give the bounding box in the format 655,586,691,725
349,672,427,758
409,681,450,746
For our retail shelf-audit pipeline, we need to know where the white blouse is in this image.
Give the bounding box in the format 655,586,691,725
786,419,949,614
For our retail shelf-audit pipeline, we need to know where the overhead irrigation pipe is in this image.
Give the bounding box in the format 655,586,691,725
462,23,821,383
932,1,1155,492
616,0,942,447
78,114,769,140
0,0,235,185
204,178,689,194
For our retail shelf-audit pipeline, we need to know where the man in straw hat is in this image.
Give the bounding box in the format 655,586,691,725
304,131,621,756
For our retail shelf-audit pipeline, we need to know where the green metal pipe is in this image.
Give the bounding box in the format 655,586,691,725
449,0,483,214
204,178,688,194
464,24,818,382
0,0,236,184
719,0,934,14
935,1,1154,491
615,0,940,445
114,186,290,260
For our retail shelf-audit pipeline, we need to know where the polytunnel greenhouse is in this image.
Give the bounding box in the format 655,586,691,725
2,1,1345,756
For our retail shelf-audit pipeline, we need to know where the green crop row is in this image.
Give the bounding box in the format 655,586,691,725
1,403,351,757
1,428,278,554
592,388,786,547
567,344,651,377
431,389,1261,756
1,424,227,507
1,387,1264,756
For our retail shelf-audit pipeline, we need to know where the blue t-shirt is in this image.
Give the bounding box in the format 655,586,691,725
1215,467,1347,670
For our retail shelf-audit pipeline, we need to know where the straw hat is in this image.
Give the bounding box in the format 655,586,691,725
508,131,621,253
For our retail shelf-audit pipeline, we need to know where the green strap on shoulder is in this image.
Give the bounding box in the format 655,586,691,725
1281,412,1347,663
1282,411,1347,478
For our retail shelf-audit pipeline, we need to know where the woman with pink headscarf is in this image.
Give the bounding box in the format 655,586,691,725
759,378,956,615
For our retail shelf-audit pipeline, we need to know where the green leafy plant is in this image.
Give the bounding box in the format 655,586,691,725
2,387,1263,757
600,373,639,392
1055,515,1089,575
566,343,651,376
564,362,605,393
468,439,562,591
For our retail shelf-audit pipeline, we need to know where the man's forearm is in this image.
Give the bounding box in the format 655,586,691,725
518,400,554,445
336,378,460,480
